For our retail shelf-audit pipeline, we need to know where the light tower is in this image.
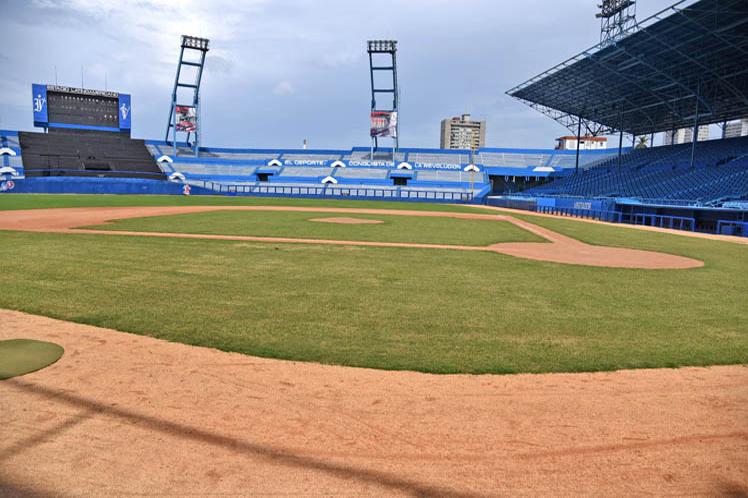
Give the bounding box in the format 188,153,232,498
596,0,636,45
367,40,399,157
165,35,209,157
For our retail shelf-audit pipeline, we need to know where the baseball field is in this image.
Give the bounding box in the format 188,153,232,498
1,194,747,495
0,194,745,373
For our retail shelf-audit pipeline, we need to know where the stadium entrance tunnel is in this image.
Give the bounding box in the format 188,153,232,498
390,170,412,186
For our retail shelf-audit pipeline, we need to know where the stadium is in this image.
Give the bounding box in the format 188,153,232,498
0,0,746,496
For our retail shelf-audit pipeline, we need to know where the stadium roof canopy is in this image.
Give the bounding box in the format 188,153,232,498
507,0,748,137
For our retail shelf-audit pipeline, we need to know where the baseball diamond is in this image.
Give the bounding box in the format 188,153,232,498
1,0,747,496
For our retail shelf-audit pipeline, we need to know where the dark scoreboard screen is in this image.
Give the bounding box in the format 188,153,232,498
47,87,120,128
32,84,132,133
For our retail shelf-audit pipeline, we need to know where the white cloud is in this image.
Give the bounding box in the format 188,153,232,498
4,0,682,148
272,81,294,96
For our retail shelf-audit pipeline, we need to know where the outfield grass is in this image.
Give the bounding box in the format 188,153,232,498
0,194,485,213
0,196,746,374
85,210,544,246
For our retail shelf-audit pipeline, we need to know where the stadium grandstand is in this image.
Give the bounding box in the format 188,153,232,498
495,0,748,234
1,0,746,235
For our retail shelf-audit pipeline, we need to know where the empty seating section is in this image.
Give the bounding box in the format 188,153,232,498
416,170,480,183
1,133,20,149
1,132,22,173
19,130,163,179
138,143,491,198
335,168,388,179
478,152,551,167
281,153,343,161
208,152,280,160
546,152,617,169
277,167,331,177
476,149,618,169
5,156,24,168
171,163,257,177
524,136,748,205
408,152,466,164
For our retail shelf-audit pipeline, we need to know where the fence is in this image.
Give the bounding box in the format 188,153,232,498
199,181,474,202
626,212,696,231
716,220,748,237
534,205,623,222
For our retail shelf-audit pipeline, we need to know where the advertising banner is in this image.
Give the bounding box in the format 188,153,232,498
32,84,48,126
118,94,131,130
175,105,197,132
370,111,397,138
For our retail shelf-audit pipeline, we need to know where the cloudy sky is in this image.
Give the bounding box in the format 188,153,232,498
0,0,679,149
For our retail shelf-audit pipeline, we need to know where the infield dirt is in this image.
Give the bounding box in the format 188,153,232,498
1,309,746,496
0,206,703,268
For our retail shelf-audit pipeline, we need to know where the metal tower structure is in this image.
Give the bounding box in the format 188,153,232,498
596,0,637,45
165,35,209,157
367,40,399,155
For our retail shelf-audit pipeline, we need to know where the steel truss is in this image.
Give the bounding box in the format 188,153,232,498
367,40,399,154
165,35,209,157
507,0,748,138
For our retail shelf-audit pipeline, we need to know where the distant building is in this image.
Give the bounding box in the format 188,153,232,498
723,119,748,138
555,135,607,150
663,126,710,145
440,114,485,150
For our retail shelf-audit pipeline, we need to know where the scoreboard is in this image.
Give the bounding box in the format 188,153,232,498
32,83,131,133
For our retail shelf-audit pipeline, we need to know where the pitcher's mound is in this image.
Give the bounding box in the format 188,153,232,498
309,217,384,224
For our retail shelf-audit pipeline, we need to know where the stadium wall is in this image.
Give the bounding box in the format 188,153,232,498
487,195,748,236
0,177,483,204
0,177,212,196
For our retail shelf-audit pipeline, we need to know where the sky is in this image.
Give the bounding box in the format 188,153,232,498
0,0,681,149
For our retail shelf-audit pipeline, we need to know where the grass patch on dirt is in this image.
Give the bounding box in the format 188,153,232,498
0,339,64,380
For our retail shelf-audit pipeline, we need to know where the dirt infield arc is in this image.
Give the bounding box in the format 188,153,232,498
1,310,746,496
0,206,703,269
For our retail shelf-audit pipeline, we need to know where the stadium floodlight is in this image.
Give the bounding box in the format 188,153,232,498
367,40,399,155
367,40,397,53
596,0,635,19
596,0,636,45
165,35,210,157
181,35,210,52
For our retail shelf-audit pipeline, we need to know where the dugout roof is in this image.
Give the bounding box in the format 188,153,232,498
507,0,748,136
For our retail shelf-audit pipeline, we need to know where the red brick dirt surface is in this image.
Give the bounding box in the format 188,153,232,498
0,206,704,269
0,310,746,496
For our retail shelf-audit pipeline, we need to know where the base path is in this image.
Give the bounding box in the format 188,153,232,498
477,204,748,245
1,310,746,496
0,206,703,269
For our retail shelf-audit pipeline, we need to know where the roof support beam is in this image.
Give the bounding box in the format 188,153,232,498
631,16,748,108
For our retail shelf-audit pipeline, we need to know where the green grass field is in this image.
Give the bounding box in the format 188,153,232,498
1,194,746,374
0,194,485,213
85,210,544,246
